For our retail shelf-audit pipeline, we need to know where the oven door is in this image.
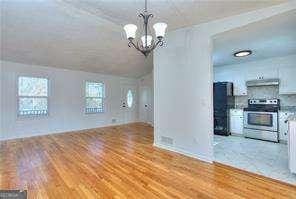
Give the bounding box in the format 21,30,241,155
244,111,278,132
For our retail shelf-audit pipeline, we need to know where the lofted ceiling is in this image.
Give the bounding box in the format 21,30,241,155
213,10,296,67
1,0,286,77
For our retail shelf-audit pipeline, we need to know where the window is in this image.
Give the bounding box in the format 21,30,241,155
18,76,48,116
127,90,133,108
85,81,105,113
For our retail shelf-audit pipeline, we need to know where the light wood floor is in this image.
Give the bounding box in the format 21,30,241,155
1,123,295,198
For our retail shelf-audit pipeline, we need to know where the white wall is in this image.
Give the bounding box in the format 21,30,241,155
153,2,296,163
0,61,138,140
138,72,154,125
0,63,2,135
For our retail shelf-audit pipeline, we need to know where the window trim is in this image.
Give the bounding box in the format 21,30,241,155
84,80,105,114
17,75,50,117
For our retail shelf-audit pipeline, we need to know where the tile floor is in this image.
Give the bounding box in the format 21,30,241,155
214,135,296,185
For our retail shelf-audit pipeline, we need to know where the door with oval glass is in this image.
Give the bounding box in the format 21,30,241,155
121,85,137,124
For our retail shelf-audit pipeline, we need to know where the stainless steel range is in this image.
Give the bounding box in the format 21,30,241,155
243,99,280,142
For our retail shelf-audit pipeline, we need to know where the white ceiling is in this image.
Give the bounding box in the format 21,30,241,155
1,0,285,77
213,10,296,67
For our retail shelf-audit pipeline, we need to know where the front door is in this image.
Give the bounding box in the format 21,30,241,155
121,85,137,124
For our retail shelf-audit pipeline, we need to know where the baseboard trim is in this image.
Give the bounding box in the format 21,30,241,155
148,122,154,127
0,122,140,141
230,134,287,144
153,142,213,163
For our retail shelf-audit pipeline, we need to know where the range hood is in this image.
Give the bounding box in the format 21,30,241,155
246,78,280,87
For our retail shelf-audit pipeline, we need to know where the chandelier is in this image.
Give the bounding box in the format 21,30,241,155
123,0,167,57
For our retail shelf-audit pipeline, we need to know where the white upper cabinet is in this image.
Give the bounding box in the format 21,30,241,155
232,71,247,96
279,66,296,94
214,55,296,95
246,67,278,81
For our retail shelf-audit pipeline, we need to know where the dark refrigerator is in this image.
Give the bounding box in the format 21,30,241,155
213,82,234,136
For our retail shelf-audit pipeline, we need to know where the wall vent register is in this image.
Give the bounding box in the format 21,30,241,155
160,136,174,145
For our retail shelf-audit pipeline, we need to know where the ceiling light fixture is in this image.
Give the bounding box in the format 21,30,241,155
123,0,167,57
234,50,252,57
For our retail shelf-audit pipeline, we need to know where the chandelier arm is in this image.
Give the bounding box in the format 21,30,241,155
136,40,145,52
139,39,164,56
138,13,145,19
127,40,133,48
129,39,149,57
128,39,140,51
150,40,163,51
147,14,153,19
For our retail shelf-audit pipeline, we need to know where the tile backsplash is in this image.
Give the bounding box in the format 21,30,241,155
235,85,296,108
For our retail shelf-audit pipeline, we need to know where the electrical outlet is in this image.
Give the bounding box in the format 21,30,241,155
111,118,117,123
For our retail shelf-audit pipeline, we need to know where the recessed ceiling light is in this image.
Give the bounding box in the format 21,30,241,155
234,50,252,57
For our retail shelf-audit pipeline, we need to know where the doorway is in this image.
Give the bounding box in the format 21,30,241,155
121,85,137,124
139,86,153,125
212,11,296,185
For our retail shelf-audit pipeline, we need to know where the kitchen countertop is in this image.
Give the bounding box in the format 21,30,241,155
232,107,296,112
230,108,244,110
287,114,296,121
231,106,296,112
234,105,246,109
280,106,296,112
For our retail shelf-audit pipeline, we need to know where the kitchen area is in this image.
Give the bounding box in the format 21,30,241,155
212,11,296,185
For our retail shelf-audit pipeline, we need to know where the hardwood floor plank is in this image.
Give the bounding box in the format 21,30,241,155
1,123,295,198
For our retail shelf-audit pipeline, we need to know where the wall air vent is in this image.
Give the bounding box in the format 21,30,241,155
111,118,117,123
160,136,174,145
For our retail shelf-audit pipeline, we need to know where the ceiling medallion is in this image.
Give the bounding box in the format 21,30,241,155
123,0,167,57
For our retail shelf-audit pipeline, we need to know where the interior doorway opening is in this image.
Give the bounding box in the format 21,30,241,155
212,10,296,185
